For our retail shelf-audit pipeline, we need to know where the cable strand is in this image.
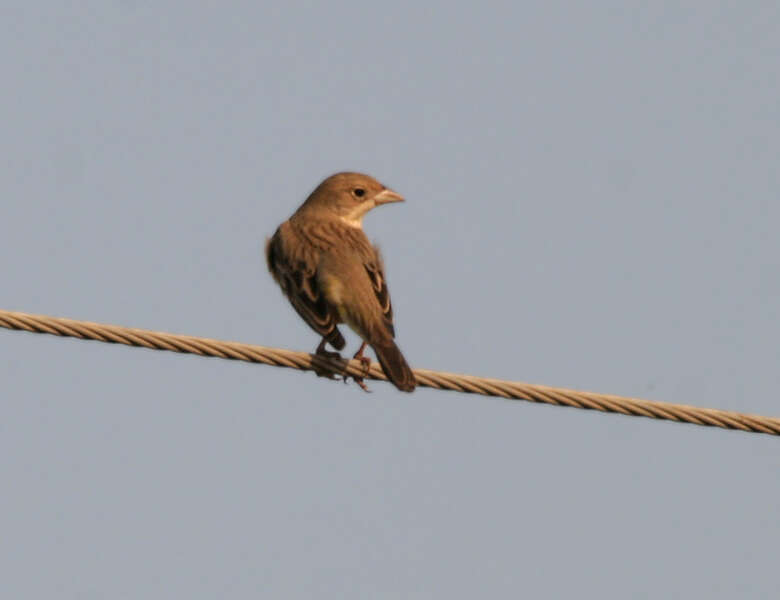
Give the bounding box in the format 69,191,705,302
1,308,779,436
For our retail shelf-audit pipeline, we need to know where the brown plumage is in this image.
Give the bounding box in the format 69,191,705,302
266,172,416,392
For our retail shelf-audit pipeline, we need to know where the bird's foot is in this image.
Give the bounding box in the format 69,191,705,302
346,342,372,393
316,349,342,361
351,376,371,393
313,342,344,380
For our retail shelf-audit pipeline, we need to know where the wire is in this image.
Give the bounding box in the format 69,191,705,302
1,308,778,436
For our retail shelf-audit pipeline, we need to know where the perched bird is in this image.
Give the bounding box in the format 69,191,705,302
266,172,416,392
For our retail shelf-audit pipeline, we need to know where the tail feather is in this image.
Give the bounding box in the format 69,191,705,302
372,339,416,392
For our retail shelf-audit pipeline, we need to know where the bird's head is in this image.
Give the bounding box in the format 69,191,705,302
297,172,404,227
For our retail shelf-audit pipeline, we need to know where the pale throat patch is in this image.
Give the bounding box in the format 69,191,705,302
339,202,374,228
339,215,364,228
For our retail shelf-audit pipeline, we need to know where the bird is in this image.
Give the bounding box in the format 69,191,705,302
266,172,416,392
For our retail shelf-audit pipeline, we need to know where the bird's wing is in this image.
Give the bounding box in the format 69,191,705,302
363,247,395,338
313,226,397,343
265,226,345,350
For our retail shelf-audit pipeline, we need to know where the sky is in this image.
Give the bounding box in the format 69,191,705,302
2,2,779,597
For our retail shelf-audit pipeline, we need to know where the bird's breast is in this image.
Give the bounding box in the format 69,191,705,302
320,271,365,334
320,272,345,305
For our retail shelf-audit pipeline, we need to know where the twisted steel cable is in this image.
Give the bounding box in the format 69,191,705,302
1,308,779,436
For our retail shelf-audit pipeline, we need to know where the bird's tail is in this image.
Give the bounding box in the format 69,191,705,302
372,339,416,392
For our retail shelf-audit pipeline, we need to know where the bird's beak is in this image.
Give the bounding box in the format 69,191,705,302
374,188,405,205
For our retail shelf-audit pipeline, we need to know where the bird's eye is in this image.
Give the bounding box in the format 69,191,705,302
353,188,365,198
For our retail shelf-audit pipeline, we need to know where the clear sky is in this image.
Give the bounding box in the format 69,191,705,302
2,2,779,597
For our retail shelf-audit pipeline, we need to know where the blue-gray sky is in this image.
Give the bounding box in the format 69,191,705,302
2,2,779,597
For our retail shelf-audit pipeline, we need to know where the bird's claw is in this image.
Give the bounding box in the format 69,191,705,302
313,342,373,392
313,347,343,380
352,377,371,393
317,350,342,361
345,355,373,392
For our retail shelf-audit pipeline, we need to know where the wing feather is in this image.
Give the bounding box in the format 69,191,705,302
265,225,345,350
363,249,395,337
